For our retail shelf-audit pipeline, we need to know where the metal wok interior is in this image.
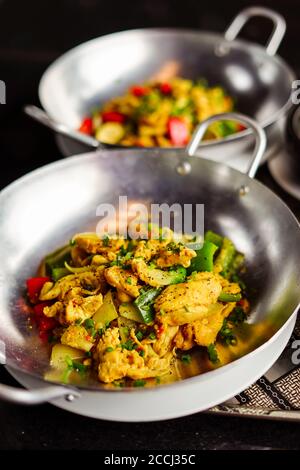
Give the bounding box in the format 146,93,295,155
1,145,300,391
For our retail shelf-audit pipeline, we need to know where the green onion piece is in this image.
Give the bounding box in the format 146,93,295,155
181,354,192,364
133,379,146,387
207,344,219,364
218,292,242,302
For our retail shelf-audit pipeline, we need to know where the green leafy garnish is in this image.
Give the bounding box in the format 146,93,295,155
228,306,247,326
133,379,146,387
121,339,137,351
136,331,144,341
102,234,110,246
207,344,219,364
106,347,114,353
219,320,237,345
181,354,192,364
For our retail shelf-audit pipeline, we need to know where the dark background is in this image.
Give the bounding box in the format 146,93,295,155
1,0,300,451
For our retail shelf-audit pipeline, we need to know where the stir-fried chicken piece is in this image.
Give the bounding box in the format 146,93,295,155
39,267,107,302
153,325,179,357
73,233,127,257
156,244,196,268
96,328,172,383
154,272,222,326
39,267,106,325
61,324,95,352
104,266,141,298
174,302,237,349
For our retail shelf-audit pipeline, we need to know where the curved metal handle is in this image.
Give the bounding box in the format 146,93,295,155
186,112,267,179
24,105,100,149
224,7,286,56
0,380,81,405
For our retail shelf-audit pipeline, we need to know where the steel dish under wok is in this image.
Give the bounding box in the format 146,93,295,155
39,6,295,167
0,113,300,405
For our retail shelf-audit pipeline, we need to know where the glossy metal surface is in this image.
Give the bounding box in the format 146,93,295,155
39,7,295,164
0,112,299,405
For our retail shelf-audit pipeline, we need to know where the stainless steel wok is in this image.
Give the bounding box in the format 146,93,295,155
39,6,295,166
0,113,300,406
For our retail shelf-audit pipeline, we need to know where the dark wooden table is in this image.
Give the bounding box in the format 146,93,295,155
1,0,300,451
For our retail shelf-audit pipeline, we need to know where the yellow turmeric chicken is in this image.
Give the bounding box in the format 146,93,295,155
27,226,249,387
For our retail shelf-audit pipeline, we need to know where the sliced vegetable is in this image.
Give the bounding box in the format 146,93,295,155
218,292,242,303
187,240,218,274
204,230,223,248
119,303,142,322
50,344,85,369
167,117,189,146
92,290,118,328
102,111,126,123
141,265,186,287
131,85,149,97
214,238,236,277
160,83,172,94
45,245,71,277
133,287,162,324
26,277,50,303
51,267,70,281
95,122,125,144
39,316,57,332
64,261,93,274
78,117,93,135
33,301,51,317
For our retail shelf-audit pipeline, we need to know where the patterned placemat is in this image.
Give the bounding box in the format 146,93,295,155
210,314,300,420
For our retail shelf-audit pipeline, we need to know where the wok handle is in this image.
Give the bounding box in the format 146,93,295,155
0,375,81,405
24,105,100,149
186,112,267,179
224,7,286,56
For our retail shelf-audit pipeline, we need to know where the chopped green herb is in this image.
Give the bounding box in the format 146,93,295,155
85,351,92,358
106,347,114,353
181,354,192,364
75,319,82,325
228,306,247,326
84,318,95,329
69,239,76,247
113,380,125,388
148,331,156,340
219,320,237,345
121,339,137,351
126,277,132,285
102,234,110,247
159,309,166,316
155,377,161,384
139,349,145,357
207,344,219,364
133,379,146,387
136,331,144,341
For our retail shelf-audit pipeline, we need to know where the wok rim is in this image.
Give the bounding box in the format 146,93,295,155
39,27,295,151
1,148,300,393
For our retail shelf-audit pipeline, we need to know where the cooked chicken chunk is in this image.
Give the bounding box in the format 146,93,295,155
104,266,140,298
156,244,196,268
61,325,95,352
96,328,172,383
153,325,179,357
154,272,222,326
64,293,103,324
73,233,127,256
39,267,107,302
